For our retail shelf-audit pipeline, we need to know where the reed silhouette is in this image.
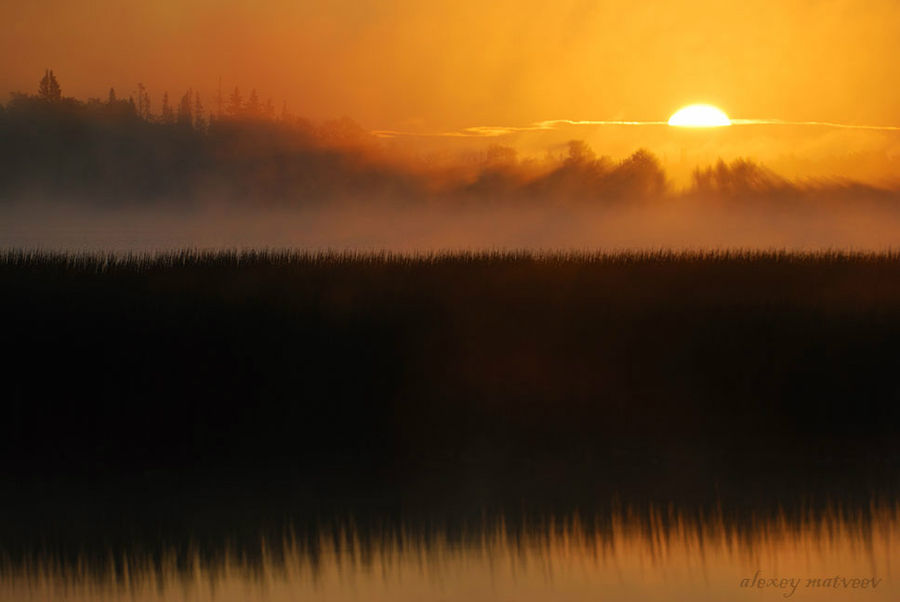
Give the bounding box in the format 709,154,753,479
3,250,900,480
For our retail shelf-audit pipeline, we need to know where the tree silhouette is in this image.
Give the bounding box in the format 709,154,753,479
136,83,151,119
226,87,243,116
193,91,205,130
108,88,117,104
38,69,61,101
160,91,173,123
177,89,193,127
565,140,595,165
246,89,260,117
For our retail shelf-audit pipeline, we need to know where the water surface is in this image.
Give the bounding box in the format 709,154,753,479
1,482,895,602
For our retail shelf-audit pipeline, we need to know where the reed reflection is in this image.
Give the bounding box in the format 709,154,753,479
2,501,896,602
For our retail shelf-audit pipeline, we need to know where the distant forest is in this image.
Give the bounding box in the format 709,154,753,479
0,70,895,205
0,70,400,204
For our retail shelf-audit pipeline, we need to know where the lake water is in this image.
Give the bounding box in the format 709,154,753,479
3,244,900,602
1,492,896,602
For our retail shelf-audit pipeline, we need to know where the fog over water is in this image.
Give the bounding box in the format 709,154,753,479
3,90,899,253
4,196,900,252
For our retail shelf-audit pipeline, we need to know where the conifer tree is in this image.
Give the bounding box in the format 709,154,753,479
161,92,174,123
136,83,151,119
226,87,243,116
193,92,205,130
177,89,193,127
246,88,261,116
38,69,62,101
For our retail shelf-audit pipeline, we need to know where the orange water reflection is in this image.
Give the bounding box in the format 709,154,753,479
2,502,896,602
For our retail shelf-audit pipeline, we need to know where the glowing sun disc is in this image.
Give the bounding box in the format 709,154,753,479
668,104,732,127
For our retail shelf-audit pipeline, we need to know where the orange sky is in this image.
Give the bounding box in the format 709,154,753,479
3,0,900,183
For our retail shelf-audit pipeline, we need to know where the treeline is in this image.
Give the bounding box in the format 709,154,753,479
0,71,896,206
21,70,325,134
0,70,402,204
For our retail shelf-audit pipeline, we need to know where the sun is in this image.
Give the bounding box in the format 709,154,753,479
668,104,732,127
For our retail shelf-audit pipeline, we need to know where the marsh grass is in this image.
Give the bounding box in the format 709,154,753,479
3,249,900,478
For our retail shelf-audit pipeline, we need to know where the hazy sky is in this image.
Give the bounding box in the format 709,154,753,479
3,0,900,181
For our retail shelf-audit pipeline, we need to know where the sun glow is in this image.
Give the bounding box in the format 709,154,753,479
668,105,732,127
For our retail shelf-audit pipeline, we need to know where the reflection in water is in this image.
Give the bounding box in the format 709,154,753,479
2,503,896,602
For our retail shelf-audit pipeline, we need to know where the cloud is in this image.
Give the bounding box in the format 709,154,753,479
375,118,900,139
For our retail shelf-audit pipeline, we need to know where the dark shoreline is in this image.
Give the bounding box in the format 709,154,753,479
3,250,900,477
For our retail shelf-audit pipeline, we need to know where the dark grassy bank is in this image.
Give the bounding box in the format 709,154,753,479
3,250,900,479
